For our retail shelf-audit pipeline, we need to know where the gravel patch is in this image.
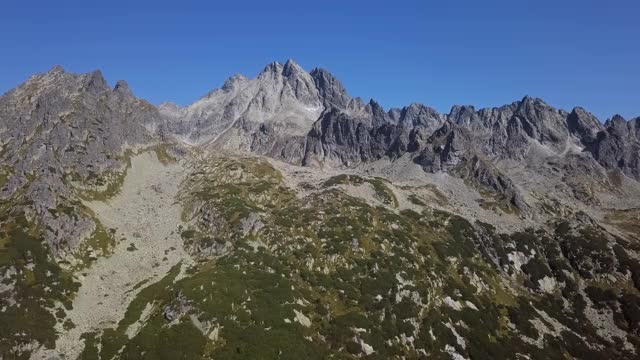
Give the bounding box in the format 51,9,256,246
33,151,192,359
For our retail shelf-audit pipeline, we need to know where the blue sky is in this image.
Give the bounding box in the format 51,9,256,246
1,0,638,121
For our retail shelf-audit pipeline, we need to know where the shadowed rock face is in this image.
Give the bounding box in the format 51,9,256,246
310,67,351,109
411,121,529,213
588,115,640,180
113,80,133,97
567,106,604,144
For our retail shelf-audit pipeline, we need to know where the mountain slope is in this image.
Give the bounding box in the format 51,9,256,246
0,61,639,359
0,66,163,253
155,61,639,217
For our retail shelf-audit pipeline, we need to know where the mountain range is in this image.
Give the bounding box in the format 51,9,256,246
1,60,639,359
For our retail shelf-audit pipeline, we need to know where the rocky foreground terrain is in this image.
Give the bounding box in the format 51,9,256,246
0,60,639,359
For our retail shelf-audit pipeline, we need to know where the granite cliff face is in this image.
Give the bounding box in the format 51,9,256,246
167,62,639,208
156,61,640,220
153,60,640,192
0,66,162,253
1,61,640,359
589,115,640,179
159,60,324,161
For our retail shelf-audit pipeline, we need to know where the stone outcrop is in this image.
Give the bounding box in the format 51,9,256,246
0,66,162,252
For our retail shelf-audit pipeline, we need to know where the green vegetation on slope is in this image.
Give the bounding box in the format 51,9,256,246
79,155,640,359
0,204,80,358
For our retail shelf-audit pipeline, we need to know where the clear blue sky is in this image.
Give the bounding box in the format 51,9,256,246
1,0,638,121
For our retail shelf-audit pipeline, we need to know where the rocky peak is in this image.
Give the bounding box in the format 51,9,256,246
404,102,437,115
221,74,248,91
602,114,634,143
257,59,315,88
255,61,286,84
310,67,351,109
281,61,321,106
397,103,443,130
516,95,543,108
21,60,636,189
366,99,386,116
566,107,603,144
84,70,109,94
583,113,640,181
514,95,555,119
448,104,476,121
254,60,320,104
605,114,629,130
510,95,568,146
48,64,65,75
282,59,305,77
166,59,325,148
114,80,133,96
0,66,163,256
